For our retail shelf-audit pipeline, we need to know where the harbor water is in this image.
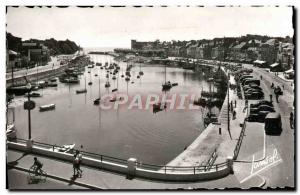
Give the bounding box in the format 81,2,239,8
11,54,221,165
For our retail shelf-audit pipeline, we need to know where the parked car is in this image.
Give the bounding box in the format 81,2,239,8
243,79,260,86
265,112,282,135
243,83,262,91
251,100,274,108
244,88,263,94
246,110,271,123
245,91,264,100
250,105,275,114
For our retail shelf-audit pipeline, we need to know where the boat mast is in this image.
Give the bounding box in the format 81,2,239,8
98,70,101,97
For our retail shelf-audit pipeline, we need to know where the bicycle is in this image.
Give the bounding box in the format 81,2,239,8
28,164,47,184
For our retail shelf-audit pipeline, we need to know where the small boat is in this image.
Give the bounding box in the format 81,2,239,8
88,71,91,73
125,77,130,82
53,143,75,153
162,81,172,91
131,81,134,84
100,67,104,70
153,102,167,113
94,98,101,105
137,75,140,79
87,65,94,69
6,124,17,140
95,74,98,77
50,78,57,82
110,97,117,102
25,92,42,98
48,82,58,87
88,82,93,85
121,74,124,78
105,81,110,88
112,76,116,80
172,83,178,87
112,88,118,92
76,89,87,94
39,104,55,112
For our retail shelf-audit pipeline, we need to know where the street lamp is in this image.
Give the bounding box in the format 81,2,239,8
23,77,35,149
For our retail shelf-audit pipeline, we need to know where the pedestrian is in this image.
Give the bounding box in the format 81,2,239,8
76,150,83,177
73,153,78,177
234,100,237,108
282,84,284,90
233,110,236,120
270,94,273,103
230,101,233,112
271,83,274,88
275,93,279,103
290,112,294,129
260,75,262,80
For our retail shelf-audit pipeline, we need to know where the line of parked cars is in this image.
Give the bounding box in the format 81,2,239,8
239,73,264,100
246,100,282,135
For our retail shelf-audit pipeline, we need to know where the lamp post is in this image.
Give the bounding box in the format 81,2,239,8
23,77,35,147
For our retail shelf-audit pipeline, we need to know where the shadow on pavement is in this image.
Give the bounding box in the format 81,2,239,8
7,152,29,169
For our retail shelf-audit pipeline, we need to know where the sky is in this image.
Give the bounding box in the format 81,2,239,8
6,6,294,48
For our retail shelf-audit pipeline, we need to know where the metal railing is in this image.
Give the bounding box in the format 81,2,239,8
233,121,247,160
10,138,229,174
204,148,218,171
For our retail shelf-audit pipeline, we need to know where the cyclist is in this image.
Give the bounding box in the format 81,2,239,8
33,157,43,175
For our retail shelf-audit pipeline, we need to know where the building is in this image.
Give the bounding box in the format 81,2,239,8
230,42,247,61
277,42,294,70
259,39,279,66
7,50,21,70
21,42,50,64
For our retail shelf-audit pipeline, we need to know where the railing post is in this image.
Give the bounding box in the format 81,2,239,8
164,166,166,174
193,167,195,174
100,155,102,162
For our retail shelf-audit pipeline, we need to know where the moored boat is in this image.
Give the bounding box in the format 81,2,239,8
39,103,55,112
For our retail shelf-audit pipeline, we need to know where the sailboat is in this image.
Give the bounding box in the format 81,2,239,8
139,63,144,76
88,71,93,85
76,77,87,94
203,78,218,126
94,72,101,105
162,64,172,91
121,67,124,78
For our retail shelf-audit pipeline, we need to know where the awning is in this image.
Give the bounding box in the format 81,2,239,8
285,69,294,74
270,63,279,68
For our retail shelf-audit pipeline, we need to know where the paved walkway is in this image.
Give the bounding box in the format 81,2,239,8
7,149,263,189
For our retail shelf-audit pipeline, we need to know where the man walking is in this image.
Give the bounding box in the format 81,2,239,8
290,112,294,129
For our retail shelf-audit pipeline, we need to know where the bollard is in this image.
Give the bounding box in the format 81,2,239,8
226,156,234,174
219,127,222,135
26,139,33,152
127,158,137,179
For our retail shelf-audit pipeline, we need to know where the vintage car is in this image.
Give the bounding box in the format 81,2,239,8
245,91,264,100
250,100,274,108
265,112,282,135
250,105,275,114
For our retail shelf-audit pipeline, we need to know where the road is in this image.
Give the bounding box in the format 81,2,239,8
6,52,81,80
7,168,86,190
238,64,294,187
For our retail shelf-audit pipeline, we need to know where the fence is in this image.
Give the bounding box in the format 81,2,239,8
8,138,231,181
233,121,247,160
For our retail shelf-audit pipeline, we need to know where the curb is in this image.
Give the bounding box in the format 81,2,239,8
10,165,104,190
